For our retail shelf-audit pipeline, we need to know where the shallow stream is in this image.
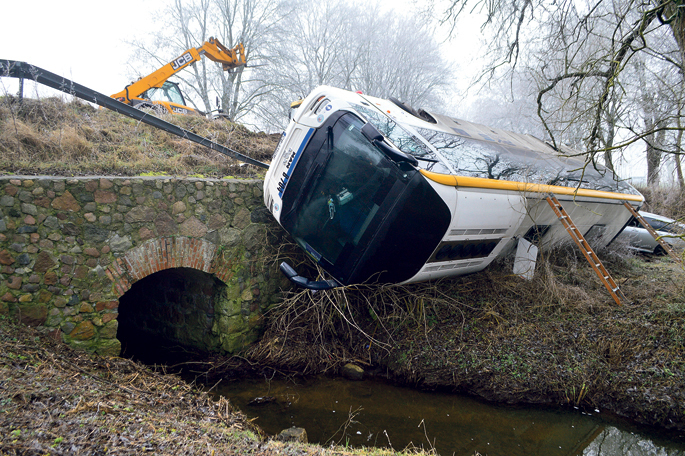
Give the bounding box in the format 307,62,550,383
215,375,685,456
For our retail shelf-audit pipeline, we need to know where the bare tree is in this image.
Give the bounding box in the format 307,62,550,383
436,0,685,183
126,0,291,121
255,0,454,131
353,12,454,108
465,74,545,137
124,0,451,131
675,101,685,187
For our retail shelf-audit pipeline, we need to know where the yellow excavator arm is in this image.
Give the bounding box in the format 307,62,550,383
111,37,246,115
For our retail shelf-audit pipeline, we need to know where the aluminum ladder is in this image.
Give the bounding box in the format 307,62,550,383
546,195,627,306
622,202,682,264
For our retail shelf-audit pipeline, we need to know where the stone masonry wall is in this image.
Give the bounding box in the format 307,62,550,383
0,176,288,356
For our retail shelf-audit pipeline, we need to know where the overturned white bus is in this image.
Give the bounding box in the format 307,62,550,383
263,86,644,290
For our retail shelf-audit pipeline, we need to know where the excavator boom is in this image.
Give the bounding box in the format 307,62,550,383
110,37,245,116
201,39,246,71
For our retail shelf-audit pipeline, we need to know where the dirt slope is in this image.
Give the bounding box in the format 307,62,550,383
0,319,429,455
0,96,279,178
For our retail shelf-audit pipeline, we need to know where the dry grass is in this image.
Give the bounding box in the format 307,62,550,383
0,318,261,454
0,95,279,178
218,245,685,435
634,184,685,220
0,318,440,456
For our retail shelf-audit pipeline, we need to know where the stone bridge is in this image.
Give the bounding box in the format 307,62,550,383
0,176,289,356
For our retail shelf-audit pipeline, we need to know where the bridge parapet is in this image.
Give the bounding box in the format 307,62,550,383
0,176,287,356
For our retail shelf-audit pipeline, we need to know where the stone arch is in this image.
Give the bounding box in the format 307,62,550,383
104,236,234,296
104,235,270,355
116,267,225,361
0,176,285,358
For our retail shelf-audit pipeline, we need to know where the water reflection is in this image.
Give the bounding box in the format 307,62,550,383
583,426,684,456
214,376,684,456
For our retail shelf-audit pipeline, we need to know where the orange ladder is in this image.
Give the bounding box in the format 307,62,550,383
546,195,627,306
622,202,682,263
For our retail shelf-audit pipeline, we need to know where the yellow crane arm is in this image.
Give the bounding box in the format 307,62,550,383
110,37,246,103
199,38,246,71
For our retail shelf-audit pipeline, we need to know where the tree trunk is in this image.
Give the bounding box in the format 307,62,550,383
602,106,616,172
667,1,685,55
646,143,661,186
645,116,660,186
676,108,684,188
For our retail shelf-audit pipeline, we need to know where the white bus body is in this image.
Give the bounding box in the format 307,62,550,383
264,86,644,288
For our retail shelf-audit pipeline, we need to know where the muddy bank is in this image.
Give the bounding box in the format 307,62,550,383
1,248,683,454
199,248,685,439
0,319,425,455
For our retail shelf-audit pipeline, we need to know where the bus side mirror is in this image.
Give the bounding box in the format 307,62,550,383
373,139,418,167
279,262,339,290
362,122,418,167
361,122,383,142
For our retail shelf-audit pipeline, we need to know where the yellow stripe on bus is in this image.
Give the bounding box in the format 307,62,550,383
419,169,644,203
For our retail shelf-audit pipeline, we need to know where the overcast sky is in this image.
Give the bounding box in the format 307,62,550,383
0,0,162,96
0,0,483,98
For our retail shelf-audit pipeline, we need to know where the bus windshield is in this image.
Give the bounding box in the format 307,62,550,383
284,114,398,266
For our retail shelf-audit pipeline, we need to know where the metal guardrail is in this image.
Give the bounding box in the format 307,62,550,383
0,60,269,170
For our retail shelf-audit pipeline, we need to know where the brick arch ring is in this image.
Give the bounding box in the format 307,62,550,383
105,237,232,297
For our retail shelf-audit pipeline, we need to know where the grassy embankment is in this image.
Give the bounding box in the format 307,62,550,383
0,95,275,177
0,318,434,455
